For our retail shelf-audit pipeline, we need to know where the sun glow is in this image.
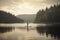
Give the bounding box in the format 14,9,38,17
0,0,57,15
0,3,41,16
8,2,51,15
13,3,40,15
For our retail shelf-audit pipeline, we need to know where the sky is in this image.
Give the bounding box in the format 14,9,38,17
0,0,60,15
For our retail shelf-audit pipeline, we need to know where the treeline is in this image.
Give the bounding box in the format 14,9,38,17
34,5,60,23
0,10,24,23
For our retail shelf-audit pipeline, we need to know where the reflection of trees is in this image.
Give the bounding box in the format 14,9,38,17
36,24,60,38
0,27,15,33
46,24,60,38
37,26,46,35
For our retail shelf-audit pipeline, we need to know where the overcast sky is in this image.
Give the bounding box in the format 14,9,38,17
0,0,60,15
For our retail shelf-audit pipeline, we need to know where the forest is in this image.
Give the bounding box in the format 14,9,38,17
34,5,60,24
0,10,24,23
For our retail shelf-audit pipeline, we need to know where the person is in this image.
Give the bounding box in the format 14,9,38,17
27,21,29,32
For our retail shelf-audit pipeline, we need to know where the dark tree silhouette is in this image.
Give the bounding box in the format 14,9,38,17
0,10,24,23
34,5,60,23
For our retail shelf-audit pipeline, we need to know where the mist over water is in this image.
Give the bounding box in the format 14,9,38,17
0,23,59,40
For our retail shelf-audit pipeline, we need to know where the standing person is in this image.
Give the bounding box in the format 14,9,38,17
27,21,29,32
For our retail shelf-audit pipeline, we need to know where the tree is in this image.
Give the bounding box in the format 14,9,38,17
34,5,60,23
0,10,24,23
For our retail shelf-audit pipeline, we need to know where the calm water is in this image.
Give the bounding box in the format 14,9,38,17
0,23,59,40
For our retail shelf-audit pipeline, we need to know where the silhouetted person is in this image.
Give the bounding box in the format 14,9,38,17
27,21,29,32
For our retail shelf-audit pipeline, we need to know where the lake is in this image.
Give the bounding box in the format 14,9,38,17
0,23,59,40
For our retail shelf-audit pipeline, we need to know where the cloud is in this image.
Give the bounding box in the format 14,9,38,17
0,0,60,15
44,0,60,4
0,0,23,7
0,0,60,7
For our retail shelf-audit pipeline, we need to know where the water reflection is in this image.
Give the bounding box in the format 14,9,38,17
0,23,60,40
36,23,60,39
0,26,15,33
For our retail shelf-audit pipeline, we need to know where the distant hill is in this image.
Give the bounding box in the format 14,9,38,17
0,10,24,23
17,14,36,23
